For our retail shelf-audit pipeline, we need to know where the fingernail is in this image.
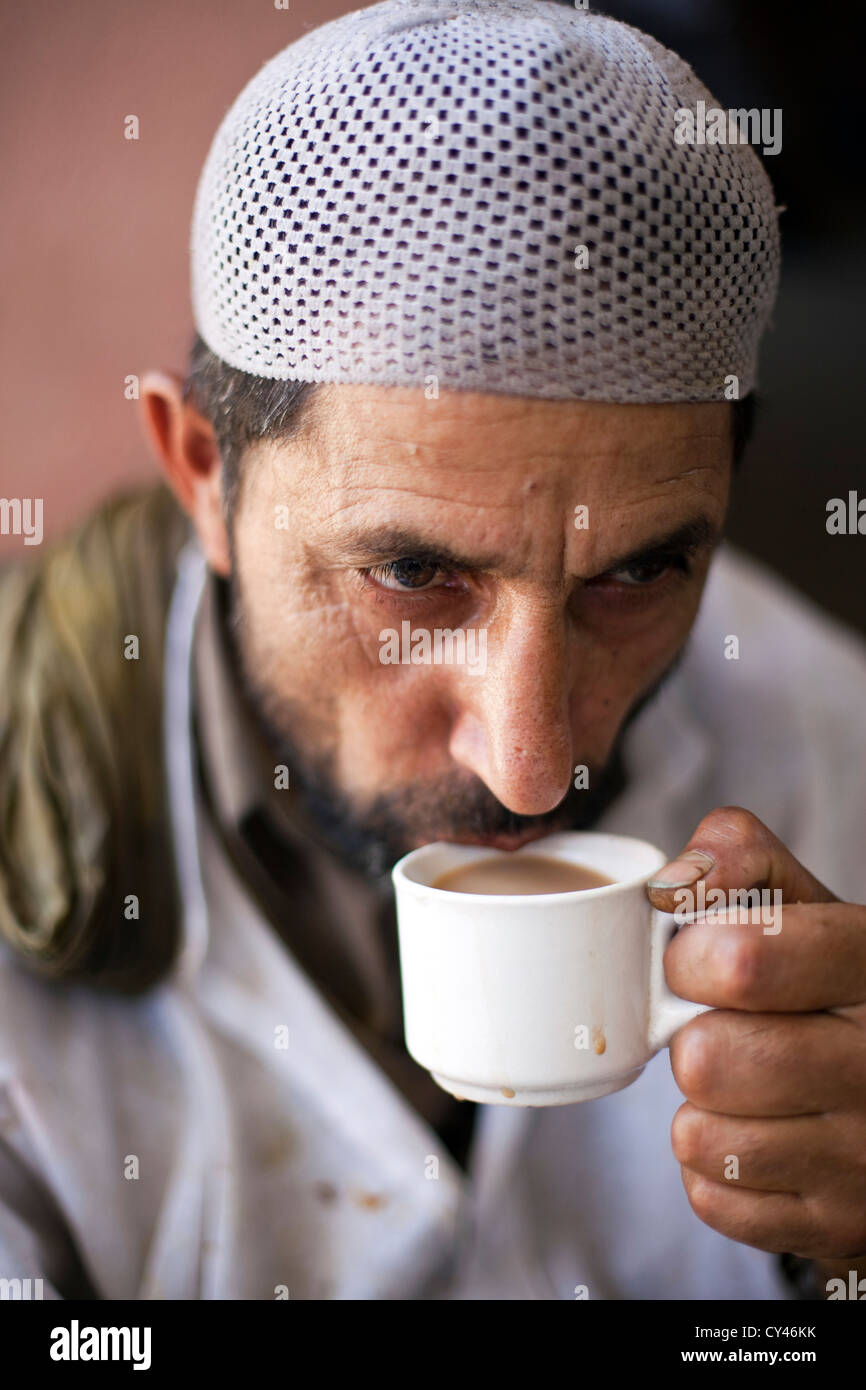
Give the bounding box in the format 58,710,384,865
647,849,715,890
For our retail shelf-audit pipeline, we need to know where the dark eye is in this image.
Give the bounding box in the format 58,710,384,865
368,557,445,591
606,555,686,587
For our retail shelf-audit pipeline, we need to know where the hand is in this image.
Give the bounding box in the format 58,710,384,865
646,807,866,1291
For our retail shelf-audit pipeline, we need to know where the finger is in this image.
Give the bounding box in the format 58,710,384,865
664,901,866,1011
647,805,838,914
679,1169,821,1258
680,1167,866,1260
671,1102,864,1195
669,1009,866,1115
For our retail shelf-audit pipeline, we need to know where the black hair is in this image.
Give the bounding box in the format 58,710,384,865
731,389,757,474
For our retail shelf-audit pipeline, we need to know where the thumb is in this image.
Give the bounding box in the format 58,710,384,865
645,805,837,914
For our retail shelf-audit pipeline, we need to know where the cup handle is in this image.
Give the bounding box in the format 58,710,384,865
647,906,711,1052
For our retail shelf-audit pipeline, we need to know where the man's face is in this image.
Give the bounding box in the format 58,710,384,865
225,386,731,867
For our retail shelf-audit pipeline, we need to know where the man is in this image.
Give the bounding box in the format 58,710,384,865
1,0,864,1301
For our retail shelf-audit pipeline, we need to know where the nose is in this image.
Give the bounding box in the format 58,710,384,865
447,601,574,816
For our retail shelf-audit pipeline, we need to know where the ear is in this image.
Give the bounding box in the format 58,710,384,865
138,368,231,576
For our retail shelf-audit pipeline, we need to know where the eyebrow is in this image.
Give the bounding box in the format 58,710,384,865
333,516,720,580
588,516,720,578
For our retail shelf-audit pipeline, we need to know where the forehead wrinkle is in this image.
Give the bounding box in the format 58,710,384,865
565,417,728,455
315,440,724,500
299,440,521,483
324,449,559,483
319,481,531,524
652,463,722,487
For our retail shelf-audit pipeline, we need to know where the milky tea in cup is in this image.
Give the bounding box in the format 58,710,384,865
433,854,614,895
392,832,709,1107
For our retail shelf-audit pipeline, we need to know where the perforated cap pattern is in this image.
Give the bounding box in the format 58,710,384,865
190,0,781,400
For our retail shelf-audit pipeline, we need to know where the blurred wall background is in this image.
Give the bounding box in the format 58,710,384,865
1,0,863,632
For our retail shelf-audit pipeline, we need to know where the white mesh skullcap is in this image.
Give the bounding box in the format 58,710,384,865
190,0,781,401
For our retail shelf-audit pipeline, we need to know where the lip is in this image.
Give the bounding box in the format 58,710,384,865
447,828,553,853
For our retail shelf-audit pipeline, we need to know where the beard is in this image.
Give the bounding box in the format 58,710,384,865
221,572,684,881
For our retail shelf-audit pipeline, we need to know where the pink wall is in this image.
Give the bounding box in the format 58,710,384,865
0,0,346,551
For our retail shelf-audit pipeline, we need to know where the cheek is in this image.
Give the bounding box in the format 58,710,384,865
232,523,454,780
231,522,356,731
332,669,456,789
568,592,700,733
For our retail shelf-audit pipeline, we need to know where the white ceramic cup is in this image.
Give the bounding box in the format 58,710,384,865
391,831,710,1107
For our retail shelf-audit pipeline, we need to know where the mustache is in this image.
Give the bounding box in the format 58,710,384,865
282,739,628,882
355,758,622,842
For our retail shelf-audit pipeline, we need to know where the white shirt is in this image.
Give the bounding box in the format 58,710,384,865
1,542,864,1300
